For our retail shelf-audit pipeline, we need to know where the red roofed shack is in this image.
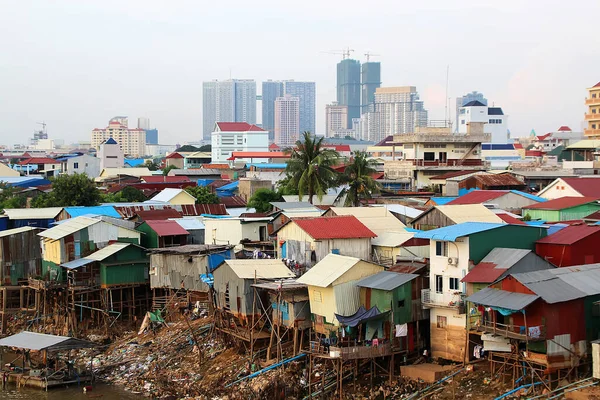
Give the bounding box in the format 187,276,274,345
136,220,189,248
276,215,376,267
535,225,600,267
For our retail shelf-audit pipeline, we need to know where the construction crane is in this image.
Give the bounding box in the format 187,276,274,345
321,47,355,60
36,121,47,133
364,52,380,62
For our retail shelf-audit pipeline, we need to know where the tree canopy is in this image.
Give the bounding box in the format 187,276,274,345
0,182,26,211
32,173,102,207
247,189,282,213
338,151,381,207
175,145,200,152
283,132,340,204
184,186,219,204
101,186,147,203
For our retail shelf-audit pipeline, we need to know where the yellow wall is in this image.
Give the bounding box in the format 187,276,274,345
277,221,316,258
43,239,63,264
306,285,336,324
332,260,383,287
169,191,196,205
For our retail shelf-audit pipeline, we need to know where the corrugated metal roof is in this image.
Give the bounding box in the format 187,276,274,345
220,259,295,280
60,258,95,269
355,271,418,291
378,204,423,219
511,264,600,304
0,331,95,351
414,222,504,242
436,204,506,224
292,215,376,240
480,248,531,270
510,190,546,202
38,216,100,240
448,191,507,205
281,209,324,219
270,201,317,211
144,220,189,237
523,196,599,210
566,140,600,149
150,188,195,203
0,226,38,238
461,262,505,283
64,206,120,219
297,254,362,288
536,225,600,245
371,231,415,247
466,287,539,311
170,218,205,231
85,242,133,261
329,207,406,234
428,197,459,205
136,209,182,220
3,207,63,220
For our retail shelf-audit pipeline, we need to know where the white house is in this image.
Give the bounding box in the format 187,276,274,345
60,154,101,178
211,122,268,163
536,177,600,200
458,100,509,144
98,138,124,170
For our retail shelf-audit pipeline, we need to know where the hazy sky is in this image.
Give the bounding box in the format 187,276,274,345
1,0,599,145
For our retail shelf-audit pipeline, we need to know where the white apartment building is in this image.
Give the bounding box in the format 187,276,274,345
60,154,101,178
211,122,269,163
458,101,509,144
325,102,348,137
98,138,125,170
274,94,300,146
91,117,146,157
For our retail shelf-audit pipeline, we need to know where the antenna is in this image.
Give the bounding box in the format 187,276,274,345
444,65,449,127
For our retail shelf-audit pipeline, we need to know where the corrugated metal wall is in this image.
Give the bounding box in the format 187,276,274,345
150,253,210,292
333,280,362,318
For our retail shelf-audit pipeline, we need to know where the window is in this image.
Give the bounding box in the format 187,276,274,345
435,275,443,293
593,124,597,129
424,152,435,161
73,162,79,169
435,241,448,257
594,94,598,98
397,300,405,308
313,290,322,302
107,156,117,159
437,316,447,328
449,277,460,291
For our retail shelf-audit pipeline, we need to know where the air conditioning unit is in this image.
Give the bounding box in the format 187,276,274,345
447,257,459,266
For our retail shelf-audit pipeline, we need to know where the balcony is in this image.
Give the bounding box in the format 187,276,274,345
394,133,491,143
421,288,465,312
585,113,600,121
309,341,392,360
562,160,600,169
584,129,600,137
586,98,600,105
474,320,545,342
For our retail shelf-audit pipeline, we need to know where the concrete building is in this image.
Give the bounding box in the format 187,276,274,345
455,92,487,132
383,124,489,190
458,100,509,144
98,138,124,170
274,94,300,146
137,117,150,130
585,81,600,139
361,61,381,114
325,102,348,137
362,87,428,143
91,117,146,157
60,154,101,178
202,79,257,140
262,80,284,140
337,58,361,126
211,122,268,163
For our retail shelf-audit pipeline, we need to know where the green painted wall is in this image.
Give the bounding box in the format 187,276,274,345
524,204,600,222
42,260,65,282
468,226,547,264
368,281,413,329
99,245,149,286
136,223,159,248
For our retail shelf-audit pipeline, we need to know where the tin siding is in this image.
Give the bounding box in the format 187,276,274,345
150,253,210,291
468,226,546,264
333,280,362,319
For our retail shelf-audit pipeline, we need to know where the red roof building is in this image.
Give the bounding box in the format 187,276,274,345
523,196,599,211
496,213,526,225
557,126,572,132
17,157,59,165
448,190,506,205
141,176,191,183
215,122,265,132
137,220,189,248
269,143,281,151
165,152,184,159
291,215,376,240
134,209,182,221
535,225,600,267
447,190,542,211
227,151,289,160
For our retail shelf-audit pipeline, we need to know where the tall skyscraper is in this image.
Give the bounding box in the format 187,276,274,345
283,81,315,135
137,117,150,130
363,86,428,143
337,59,361,127
262,80,284,140
202,79,256,140
325,102,348,137
455,91,487,131
361,62,381,114
274,94,300,146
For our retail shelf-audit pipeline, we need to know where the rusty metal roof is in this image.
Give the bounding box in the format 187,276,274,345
144,220,189,237
292,215,376,240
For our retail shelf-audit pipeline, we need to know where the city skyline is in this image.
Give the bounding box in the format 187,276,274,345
1,1,599,144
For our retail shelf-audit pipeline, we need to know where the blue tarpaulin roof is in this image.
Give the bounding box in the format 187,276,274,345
64,206,120,219
124,158,145,167
335,306,389,327
245,163,287,169
429,197,458,205
414,222,505,242
216,181,239,192
510,190,546,202
60,258,95,269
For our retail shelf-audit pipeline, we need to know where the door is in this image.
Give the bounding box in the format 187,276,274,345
439,152,447,163
281,241,287,258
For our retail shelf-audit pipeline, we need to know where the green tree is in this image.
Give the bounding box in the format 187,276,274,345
198,144,211,152
162,165,177,176
275,175,299,195
144,159,159,171
247,189,282,213
283,131,340,204
0,182,26,210
32,173,101,207
175,145,200,152
102,186,147,203
185,186,219,204
338,151,381,207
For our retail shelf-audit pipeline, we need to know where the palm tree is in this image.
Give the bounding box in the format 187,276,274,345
284,132,340,204
340,151,381,207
